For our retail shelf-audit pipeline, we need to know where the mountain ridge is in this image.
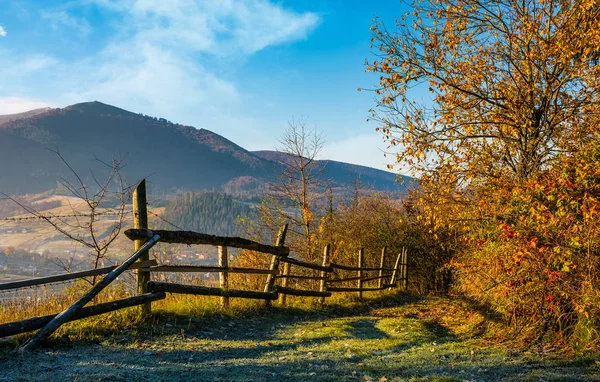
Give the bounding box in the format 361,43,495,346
0,101,410,195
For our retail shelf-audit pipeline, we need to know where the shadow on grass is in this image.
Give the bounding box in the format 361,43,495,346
1,292,599,381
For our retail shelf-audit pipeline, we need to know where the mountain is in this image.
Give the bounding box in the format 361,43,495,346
0,108,52,125
252,150,413,190
0,101,409,195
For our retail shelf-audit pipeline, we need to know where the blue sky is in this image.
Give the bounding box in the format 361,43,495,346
0,0,410,172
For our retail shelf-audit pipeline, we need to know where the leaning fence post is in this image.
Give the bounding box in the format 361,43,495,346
133,179,151,316
264,224,288,306
389,250,402,290
378,246,387,289
318,243,331,304
402,248,408,290
218,246,229,308
357,248,364,299
279,263,291,306
19,235,161,352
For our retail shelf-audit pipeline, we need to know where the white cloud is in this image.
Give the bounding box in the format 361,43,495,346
95,0,320,56
0,26,6,37
53,0,319,130
0,97,51,114
1,1,321,154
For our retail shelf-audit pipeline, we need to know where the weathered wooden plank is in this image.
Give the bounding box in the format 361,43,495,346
378,246,387,289
330,263,396,271
278,262,291,306
357,248,364,299
402,249,408,290
279,257,333,272
276,274,328,280
328,284,397,293
148,265,276,275
133,179,151,315
264,224,288,307
327,274,393,284
218,246,229,308
389,251,402,288
124,228,289,256
19,234,161,352
0,292,165,338
276,286,332,297
0,260,157,291
148,281,278,300
319,244,331,304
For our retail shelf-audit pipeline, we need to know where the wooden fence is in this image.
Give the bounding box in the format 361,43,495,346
0,180,408,351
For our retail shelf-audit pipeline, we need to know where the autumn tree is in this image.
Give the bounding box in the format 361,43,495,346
368,0,600,190
367,0,600,345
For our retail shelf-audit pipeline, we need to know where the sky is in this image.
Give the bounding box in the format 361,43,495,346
0,0,411,172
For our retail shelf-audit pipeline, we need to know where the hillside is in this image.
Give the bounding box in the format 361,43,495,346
0,108,51,125
162,191,254,236
253,150,413,191
0,102,408,195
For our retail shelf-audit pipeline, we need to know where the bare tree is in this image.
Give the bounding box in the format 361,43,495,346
1,150,133,284
265,119,326,261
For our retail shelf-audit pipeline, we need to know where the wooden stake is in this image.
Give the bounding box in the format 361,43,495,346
319,244,331,304
378,246,387,289
278,262,291,306
357,248,364,299
402,248,408,290
218,246,229,308
264,224,288,306
133,179,151,316
19,235,160,352
389,251,402,291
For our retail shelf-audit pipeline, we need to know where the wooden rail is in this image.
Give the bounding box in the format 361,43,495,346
0,292,165,338
124,228,289,256
279,257,333,272
330,263,396,272
149,265,276,275
1,179,410,350
327,274,393,284
20,234,161,352
328,284,396,292
0,260,157,291
149,281,278,300
276,286,331,298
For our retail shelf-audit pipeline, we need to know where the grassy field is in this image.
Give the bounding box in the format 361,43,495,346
1,293,599,381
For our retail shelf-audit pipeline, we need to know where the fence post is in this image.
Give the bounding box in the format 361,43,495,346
218,246,229,308
264,223,288,306
389,250,402,290
319,243,331,304
133,179,151,316
357,248,364,299
402,248,408,290
279,263,291,306
378,246,387,289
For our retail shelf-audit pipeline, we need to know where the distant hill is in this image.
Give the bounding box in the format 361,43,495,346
162,191,254,236
252,150,413,191
0,101,410,195
0,108,52,125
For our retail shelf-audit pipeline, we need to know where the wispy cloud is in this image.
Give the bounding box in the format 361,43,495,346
59,0,319,133
2,0,321,146
0,97,51,114
0,26,6,37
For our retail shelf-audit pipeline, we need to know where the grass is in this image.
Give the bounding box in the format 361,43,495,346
2,292,599,381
